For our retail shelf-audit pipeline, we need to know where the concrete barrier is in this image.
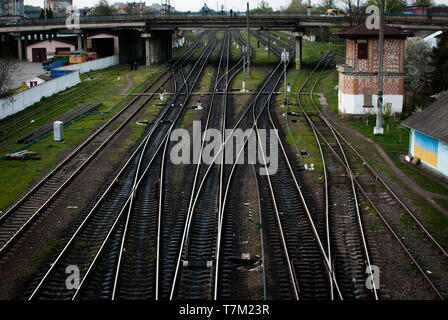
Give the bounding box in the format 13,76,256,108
0,71,81,120
0,55,118,120
53,55,119,74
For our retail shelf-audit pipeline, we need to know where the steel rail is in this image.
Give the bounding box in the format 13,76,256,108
0,43,200,260
309,118,445,300
155,34,218,300
300,48,448,297
331,125,448,259
70,37,211,300
169,32,282,300
166,31,250,300
0,42,198,225
298,49,376,299
166,31,230,300
28,40,206,300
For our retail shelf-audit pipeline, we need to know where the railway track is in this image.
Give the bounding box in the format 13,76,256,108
181,31,339,300
297,50,378,300
297,49,448,299
248,37,336,300
25,32,217,300
0,39,201,262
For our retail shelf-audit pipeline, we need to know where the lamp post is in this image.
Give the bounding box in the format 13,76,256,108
374,0,385,135
281,49,290,102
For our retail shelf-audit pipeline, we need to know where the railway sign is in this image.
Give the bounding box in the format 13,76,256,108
281,49,289,62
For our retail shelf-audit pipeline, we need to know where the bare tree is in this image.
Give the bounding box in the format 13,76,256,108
317,0,338,11
341,0,367,26
0,49,20,97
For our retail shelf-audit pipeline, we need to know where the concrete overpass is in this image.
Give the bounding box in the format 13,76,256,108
1,13,448,33
2,13,447,64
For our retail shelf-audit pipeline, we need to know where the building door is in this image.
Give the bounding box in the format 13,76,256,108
363,88,373,108
32,48,47,62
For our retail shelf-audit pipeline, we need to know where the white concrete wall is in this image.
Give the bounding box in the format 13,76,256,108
53,55,119,74
338,92,403,115
409,129,448,178
0,71,81,120
438,140,448,177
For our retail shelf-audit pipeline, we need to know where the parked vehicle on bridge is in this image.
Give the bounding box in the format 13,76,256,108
325,9,346,17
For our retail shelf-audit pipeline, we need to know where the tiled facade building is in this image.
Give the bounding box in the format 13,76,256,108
336,24,408,115
0,0,24,16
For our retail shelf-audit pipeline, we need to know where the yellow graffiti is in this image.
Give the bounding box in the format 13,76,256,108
414,144,438,167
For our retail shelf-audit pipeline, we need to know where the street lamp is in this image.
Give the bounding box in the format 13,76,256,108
281,49,290,102
374,0,385,135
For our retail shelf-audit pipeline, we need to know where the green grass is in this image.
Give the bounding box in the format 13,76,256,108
435,198,448,212
179,109,197,129
322,69,339,112
347,119,448,196
276,96,324,178
198,66,215,93
240,30,278,64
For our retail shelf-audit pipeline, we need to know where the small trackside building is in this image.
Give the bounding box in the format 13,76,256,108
402,91,448,178
336,24,408,115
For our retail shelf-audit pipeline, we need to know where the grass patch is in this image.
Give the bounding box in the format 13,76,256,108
347,119,448,196
322,69,339,112
435,198,448,212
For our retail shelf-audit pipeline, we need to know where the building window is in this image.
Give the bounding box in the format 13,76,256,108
358,42,368,60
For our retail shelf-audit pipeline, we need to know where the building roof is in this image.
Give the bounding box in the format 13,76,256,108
402,91,448,144
335,24,408,39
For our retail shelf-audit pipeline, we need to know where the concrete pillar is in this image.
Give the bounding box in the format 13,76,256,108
17,36,23,61
142,32,152,65
24,37,28,61
77,34,82,50
145,38,151,65
294,32,303,71
83,35,87,52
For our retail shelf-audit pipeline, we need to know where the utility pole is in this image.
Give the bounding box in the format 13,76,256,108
246,2,250,78
374,0,385,135
267,30,270,58
281,49,289,102
242,46,246,92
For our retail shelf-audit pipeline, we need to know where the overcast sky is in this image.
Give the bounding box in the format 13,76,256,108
23,0,448,12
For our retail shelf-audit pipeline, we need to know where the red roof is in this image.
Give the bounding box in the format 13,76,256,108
335,24,408,38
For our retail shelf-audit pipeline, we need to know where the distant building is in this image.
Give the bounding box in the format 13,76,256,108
336,24,408,115
44,0,72,16
23,5,41,19
405,4,428,15
0,0,24,16
147,3,163,12
402,91,448,178
26,39,75,62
